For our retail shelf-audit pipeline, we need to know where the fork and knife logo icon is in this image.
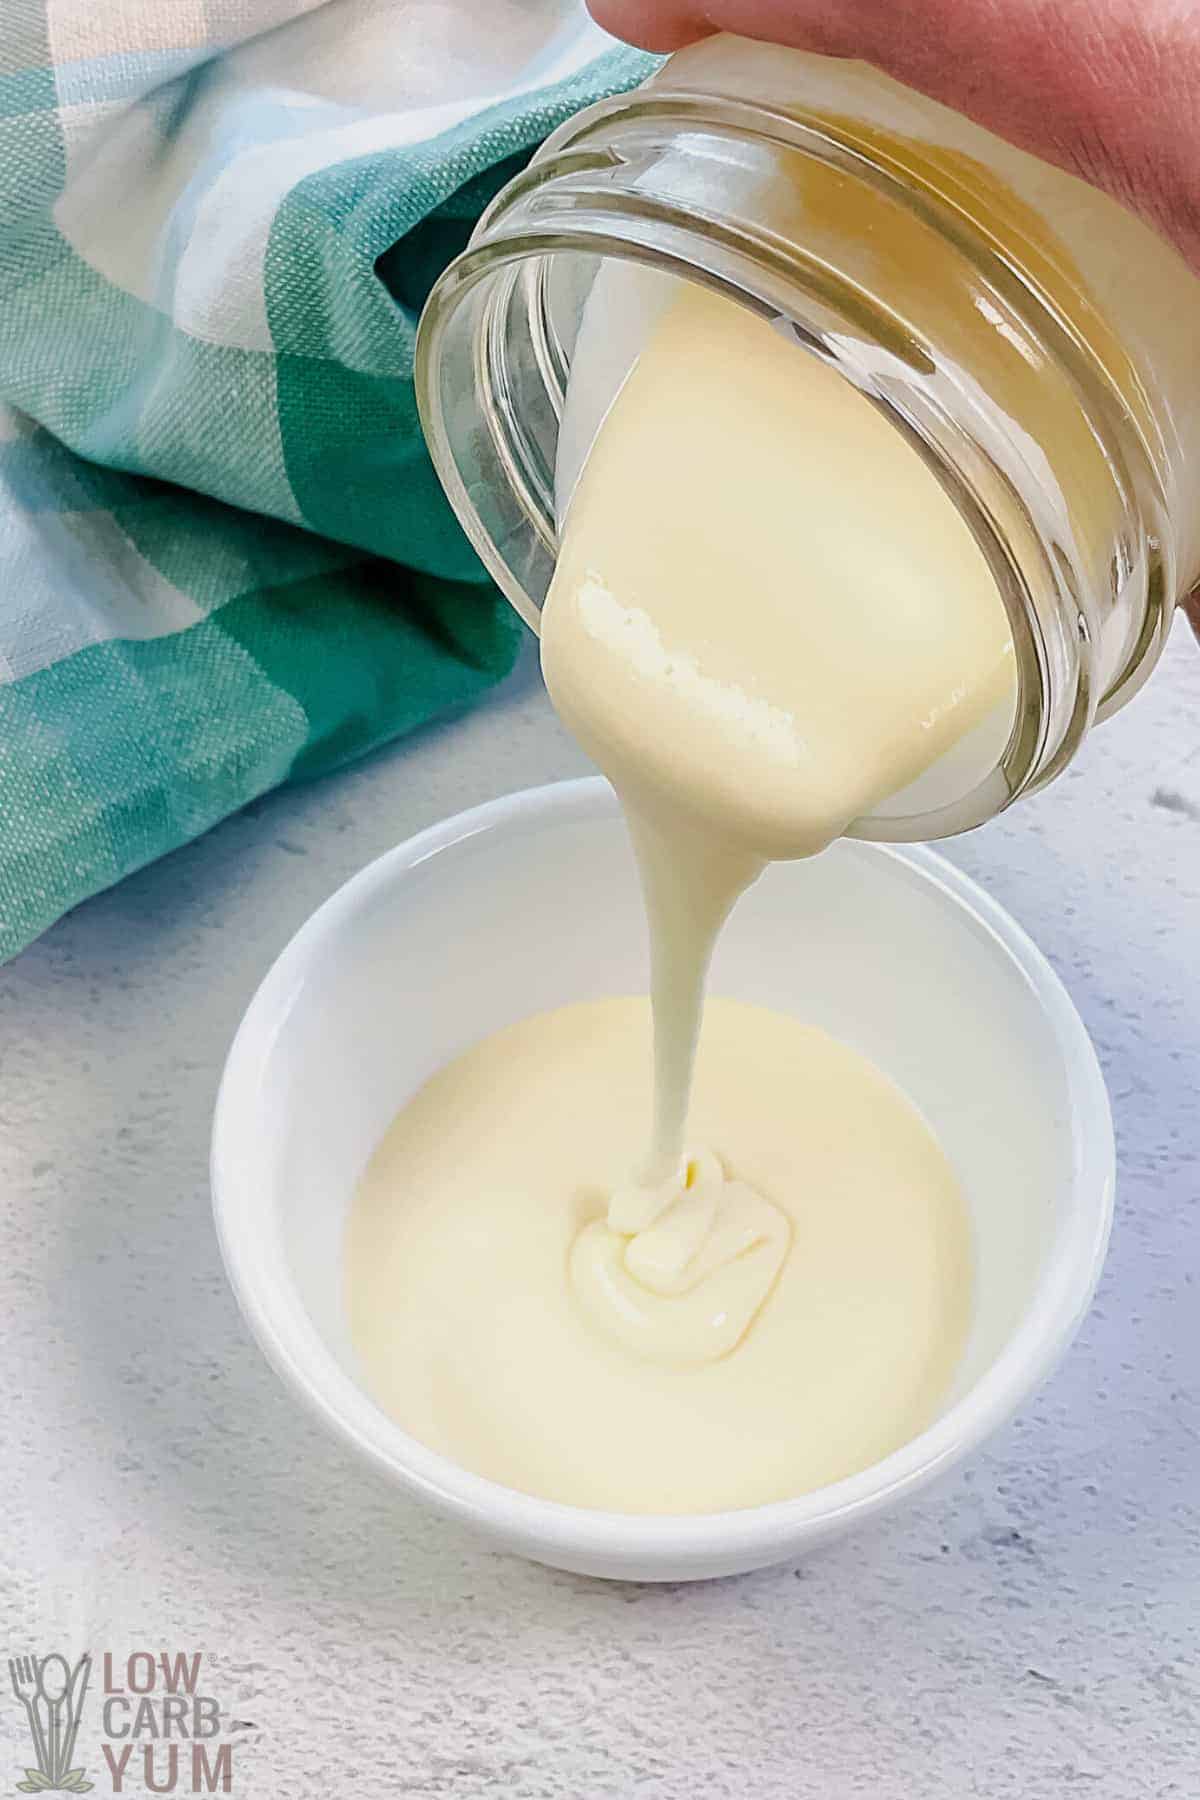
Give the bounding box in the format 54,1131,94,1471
7,1655,92,1794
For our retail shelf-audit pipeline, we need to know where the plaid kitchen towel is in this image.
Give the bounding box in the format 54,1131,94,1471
0,2,654,962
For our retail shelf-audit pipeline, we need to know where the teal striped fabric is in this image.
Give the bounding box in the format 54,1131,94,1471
0,2,654,961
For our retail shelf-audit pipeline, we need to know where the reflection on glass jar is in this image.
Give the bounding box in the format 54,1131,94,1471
416,37,1200,842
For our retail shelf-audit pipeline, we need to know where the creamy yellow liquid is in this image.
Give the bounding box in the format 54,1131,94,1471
347,999,972,1514
542,281,1011,1261
347,282,1008,1510
545,284,1016,866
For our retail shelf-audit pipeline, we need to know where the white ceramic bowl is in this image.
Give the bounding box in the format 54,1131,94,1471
212,777,1113,1581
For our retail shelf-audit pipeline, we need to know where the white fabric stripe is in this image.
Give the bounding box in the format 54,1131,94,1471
54,96,207,286
53,0,609,354
177,0,606,354
57,96,130,169
44,0,330,71
0,506,205,683
0,406,33,446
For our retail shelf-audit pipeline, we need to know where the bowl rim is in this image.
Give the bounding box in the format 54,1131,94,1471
211,775,1114,1566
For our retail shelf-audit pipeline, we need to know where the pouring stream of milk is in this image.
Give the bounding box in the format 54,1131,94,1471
542,279,1014,1359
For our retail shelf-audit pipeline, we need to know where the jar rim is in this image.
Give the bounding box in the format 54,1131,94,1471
417,88,1170,838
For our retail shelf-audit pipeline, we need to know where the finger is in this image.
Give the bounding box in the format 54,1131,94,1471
587,0,908,55
588,0,711,51
588,1,1200,272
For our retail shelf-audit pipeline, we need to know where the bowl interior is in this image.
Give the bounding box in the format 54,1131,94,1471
215,779,1109,1574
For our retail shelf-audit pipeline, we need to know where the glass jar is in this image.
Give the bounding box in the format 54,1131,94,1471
415,36,1200,842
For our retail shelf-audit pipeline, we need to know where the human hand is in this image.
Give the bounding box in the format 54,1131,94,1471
589,0,1200,279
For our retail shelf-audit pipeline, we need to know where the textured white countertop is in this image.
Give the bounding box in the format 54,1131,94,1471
2,627,1198,1799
